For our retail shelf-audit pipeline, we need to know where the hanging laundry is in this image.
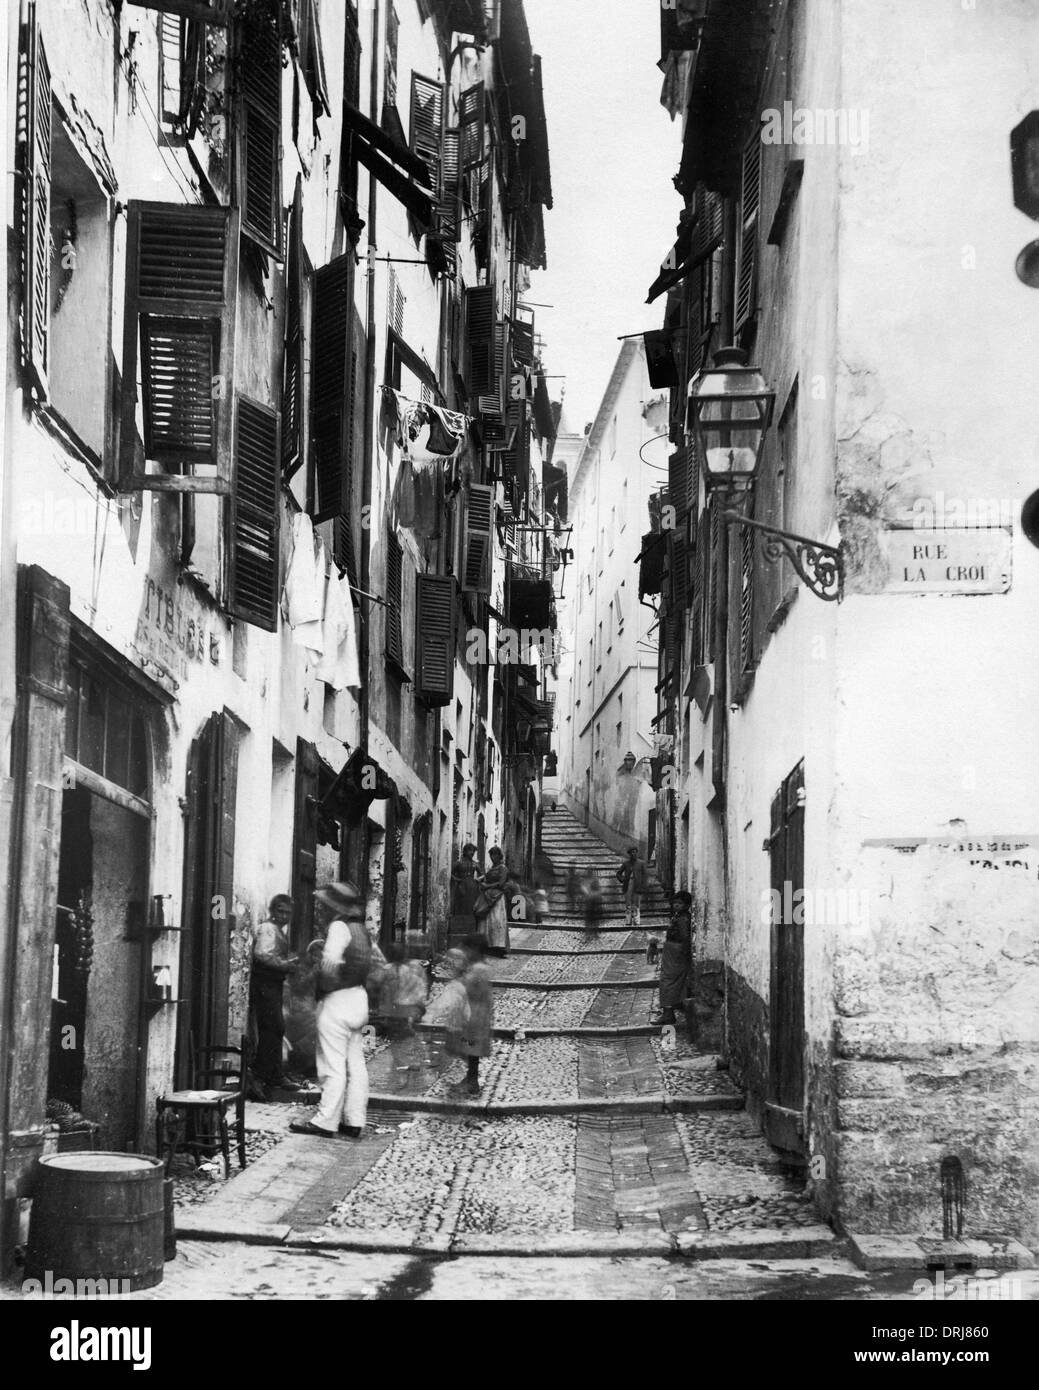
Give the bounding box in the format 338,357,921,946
283,512,325,654
387,389,469,466
315,569,361,691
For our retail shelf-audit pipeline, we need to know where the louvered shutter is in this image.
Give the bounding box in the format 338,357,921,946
512,318,534,367
291,738,320,950
129,1,234,19
503,398,529,509
385,530,405,669
461,483,494,596
692,507,708,666
734,135,762,334
410,73,444,189
282,177,304,478
237,16,283,257
669,529,688,613
120,202,239,492
21,18,51,395
310,254,354,524
438,126,460,242
466,284,495,395
415,573,456,705
459,81,484,168
738,520,755,677
477,320,505,419
333,349,361,591
231,395,281,631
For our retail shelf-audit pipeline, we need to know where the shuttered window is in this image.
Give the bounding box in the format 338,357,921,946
410,73,446,242
310,254,355,523
460,81,485,169
503,398,530,509
465,284,495,395
512,318,534,367
415,573,456,705
437,125,461,270
477,320,506,419
734,134,762,334
119,201,240,493
282,177,304,479
385,529,406,672
237,16,283,257
461,483,494,596
332,349,361,592
231,395,281,631
20,17,51,394
738,519,755,678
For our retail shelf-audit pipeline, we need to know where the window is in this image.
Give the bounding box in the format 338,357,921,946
415,574,456,706
230,395,281,631
734,131,762,335
65,660,149,798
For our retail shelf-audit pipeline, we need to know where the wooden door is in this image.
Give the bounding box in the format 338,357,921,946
766,759,806,1155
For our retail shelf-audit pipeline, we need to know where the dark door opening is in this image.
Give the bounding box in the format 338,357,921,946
766,759,806,1156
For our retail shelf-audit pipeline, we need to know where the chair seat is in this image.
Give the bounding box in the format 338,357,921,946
159,1088,241,1107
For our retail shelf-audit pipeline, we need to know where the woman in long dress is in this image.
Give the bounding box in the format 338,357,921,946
458,934,495,1095
653,890,693,1026
474,846,510,955
450,843,480,925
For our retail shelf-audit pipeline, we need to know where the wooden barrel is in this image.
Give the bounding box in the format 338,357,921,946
26,1153,165,1291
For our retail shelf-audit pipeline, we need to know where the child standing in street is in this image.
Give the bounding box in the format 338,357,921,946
459,935,495,1096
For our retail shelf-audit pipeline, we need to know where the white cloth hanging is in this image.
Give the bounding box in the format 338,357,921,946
315,570,361,690
284,513,325,653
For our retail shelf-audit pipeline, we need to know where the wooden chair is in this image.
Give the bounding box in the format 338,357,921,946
156,1036,247,1177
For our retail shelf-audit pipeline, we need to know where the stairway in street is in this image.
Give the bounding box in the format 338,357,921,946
176,810,833,1258
538,806,671,925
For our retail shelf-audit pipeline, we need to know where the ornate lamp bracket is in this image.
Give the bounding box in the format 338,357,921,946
720,511,844,602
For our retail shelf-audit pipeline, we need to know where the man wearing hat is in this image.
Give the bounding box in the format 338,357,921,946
290,882,372,1138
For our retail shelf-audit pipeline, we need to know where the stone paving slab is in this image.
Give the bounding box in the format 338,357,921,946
848,1233,1036,1272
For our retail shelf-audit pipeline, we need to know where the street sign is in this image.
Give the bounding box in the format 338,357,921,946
878,527,1012,595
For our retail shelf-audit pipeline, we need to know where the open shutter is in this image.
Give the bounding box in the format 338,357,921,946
231,395,280,631
291,739,320,952
465,284,495,395
737,520,755,679
503,398,530,508
237,16,283,257
282,177,305,478
477,320,506,419
385,529,406,670
415,573,456,706
310,253,354,523
734,135,762,334
129,1,234,19
512,317,534,367
20,18,51,394
410,73,445,177
461,483,494,596
459,81,485,169
438,126,460,242
332,348,360,591
120,202,239,492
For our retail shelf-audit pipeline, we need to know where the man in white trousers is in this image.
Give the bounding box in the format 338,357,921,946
290,882,372,1139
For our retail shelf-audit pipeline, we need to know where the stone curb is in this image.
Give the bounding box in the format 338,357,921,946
284,1229,453,1256
433,976,660,991
365,1092,743,1116
847,1233,1037,1273
674,1226,839,1260
410,1022,661,1039
172,1213,292,1244
508,947,648,957
449,1231,676,1257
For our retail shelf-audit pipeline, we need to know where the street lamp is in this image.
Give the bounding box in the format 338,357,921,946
689,346,844,602
688,347,774,492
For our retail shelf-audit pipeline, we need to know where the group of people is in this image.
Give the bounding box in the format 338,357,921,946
565,845,649,932
248,883,497,1139
450,843,549,952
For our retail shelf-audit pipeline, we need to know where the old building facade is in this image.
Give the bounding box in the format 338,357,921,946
0,0,556,1264
557,340,663,863
648,0,1039,1243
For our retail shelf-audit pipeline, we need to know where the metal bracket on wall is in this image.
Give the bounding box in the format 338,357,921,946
720,511,843,602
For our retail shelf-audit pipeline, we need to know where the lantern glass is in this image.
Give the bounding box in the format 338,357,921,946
689,349,774,490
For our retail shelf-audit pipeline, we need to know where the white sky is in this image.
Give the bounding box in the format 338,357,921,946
523,0,684,432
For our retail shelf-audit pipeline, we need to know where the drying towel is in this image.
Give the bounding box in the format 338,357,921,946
315,569,361,691
284,513,325,653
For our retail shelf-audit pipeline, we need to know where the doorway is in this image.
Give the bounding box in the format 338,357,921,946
766,759,806,1156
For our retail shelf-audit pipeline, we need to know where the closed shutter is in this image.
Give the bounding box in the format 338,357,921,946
459,81,484,168
415,573,456,705
310,254,354,523
20,17,51,394
291,739,320,952
734,134,762,334
385,529,405,669
231,395,280,631
438,126,460,241
461,483,494,596
669,529,688,613
738,520,755,678
465,284,495,395
282,176,304,478
237,16,283,257
477,320,505,418
503,398,529,508
129,0,234,19
119,201,239,492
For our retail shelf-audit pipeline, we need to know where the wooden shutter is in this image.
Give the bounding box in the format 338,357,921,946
129,1,234,19
737,520,755,678
385,529,405,668
512,318,534,367
669,529,688,613
20,18,51,394
231,396,281,631
503,398,529,508
734,135,762,333
460,81,485,168
477,320,506,419
282,177,305,478
461,483,494,596
466,284,495,395
237,16,283,257
438,126,461,242
410,73,445,175
291,739,320,952
120,202,239,492
310,253,354,523
415,573,456,705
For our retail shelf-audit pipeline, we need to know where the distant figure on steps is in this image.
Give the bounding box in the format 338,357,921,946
617,846,648,927
583,874,604,937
